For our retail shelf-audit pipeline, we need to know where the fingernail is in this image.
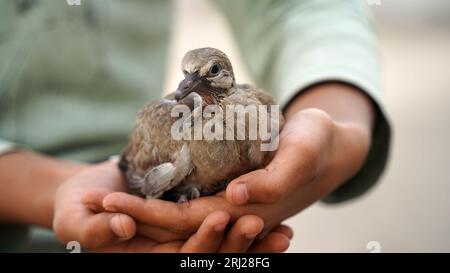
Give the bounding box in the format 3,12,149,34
214,221,228,232
245,232,259,240
104,204,117,212
232,184,249,205
110,214,128,239
85,202,98,212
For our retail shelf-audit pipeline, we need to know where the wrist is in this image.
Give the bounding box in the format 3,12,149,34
36,155,89,228
283,82,375,191
327,120,372,187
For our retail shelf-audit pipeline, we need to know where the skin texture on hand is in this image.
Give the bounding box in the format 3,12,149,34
53,160,292,252
53,161,135,249
0,149,291,252
94,82,375,242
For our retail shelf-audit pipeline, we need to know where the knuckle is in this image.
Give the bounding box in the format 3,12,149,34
300,108,334,138
302,108,332,124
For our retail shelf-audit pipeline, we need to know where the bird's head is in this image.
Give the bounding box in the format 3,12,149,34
175,47,235,102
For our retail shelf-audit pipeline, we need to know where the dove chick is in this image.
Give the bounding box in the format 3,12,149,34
119,47,284,202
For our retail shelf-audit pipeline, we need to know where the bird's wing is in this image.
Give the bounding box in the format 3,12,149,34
122,94,178,170
121,93,192,195
142,143,194,199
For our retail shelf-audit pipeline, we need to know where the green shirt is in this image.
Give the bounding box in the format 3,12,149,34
0,0,391,251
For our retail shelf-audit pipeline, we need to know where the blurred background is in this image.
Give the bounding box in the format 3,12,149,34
165,0,450,252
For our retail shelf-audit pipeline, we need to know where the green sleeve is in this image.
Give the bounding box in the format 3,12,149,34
0,0,172,162
0,224,29,252
216,0,391,202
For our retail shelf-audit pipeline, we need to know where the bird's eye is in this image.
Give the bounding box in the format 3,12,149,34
209,64,221,76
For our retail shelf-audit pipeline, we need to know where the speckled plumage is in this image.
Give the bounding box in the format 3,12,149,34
119,48,284,201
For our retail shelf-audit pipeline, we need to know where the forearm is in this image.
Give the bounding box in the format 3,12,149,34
0,150,86,228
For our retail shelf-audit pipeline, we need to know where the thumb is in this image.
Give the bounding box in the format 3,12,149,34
225,138,319,205
225,168,284,206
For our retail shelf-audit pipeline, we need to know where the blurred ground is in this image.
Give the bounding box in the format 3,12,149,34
166,0,450,252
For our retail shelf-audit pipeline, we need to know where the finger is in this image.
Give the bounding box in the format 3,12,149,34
218,215,264,253
94,235,182,253
180,211,230,253
103,192,191,231
78,212,136,249
82,188,115,212
248,232,290,253
135,212,269,244
137,223,190,243
225,141,317,206
103,192,234,235
272,224,294,240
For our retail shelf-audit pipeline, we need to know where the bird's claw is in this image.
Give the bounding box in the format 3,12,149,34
177,194,188,204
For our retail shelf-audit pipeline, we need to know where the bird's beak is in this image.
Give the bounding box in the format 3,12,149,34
175,73,202,101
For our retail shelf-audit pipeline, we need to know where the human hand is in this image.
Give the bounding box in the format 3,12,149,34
98,108,367,241
94,211,292,253
98,84,373,246
54,160,292,252
53,160,137,250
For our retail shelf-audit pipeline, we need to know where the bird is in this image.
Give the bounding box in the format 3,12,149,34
119,47,284,202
